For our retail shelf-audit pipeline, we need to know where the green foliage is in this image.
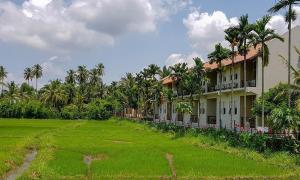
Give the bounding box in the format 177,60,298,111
253,83,300,132
147,122,300,154
61,104,81,120
175,102,192,114
0,99,56,119
87,99,114,120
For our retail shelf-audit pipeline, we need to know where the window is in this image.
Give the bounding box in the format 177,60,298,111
224,76,226,82
223,102,226,114
229,108,231,114
230,75,233,80
235,74,238,80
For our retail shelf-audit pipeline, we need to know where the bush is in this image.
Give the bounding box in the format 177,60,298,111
146,122,300,154
61,104,81,119
87,99,114,120
0,99,57,119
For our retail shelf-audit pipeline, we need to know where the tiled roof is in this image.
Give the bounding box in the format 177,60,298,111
204,45,260,70
162,46,260,85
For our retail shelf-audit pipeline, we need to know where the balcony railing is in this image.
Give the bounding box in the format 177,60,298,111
190,115,198,123
207,80,256,93
207,116,217,125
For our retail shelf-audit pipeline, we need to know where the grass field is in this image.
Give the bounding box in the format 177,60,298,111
0,118,299,179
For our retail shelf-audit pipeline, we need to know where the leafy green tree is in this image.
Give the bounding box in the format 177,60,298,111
269,0,300,106
76,65,89,93
251,15,284,127
0,66,7,96
208,43,230,128
32,64,43,92
225,26,239,129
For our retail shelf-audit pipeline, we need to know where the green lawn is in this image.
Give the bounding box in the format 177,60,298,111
0,118,299,179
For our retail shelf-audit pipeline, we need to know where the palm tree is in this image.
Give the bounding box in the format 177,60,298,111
76,66,89,84
89,68,100,86
65,69,76,84
24,67,32,85
225,26,239,129
269,0,300,107
160,66,171,79
237,14,254,128
32,64,43,92
6,81,19,100
147,64,161,80
208,43,231,129
0,66,7,96
251,15,284,128
40,80,67,110
170,63,188,100
95,63,105,77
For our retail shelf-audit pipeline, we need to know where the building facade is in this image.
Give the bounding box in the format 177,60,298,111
154,26,300,132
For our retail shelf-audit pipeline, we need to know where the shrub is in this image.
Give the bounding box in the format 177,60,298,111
61,104,81,120
23,100,53,119
87,99,114,120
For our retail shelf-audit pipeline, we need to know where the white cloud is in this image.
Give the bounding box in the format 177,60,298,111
267,6,300,35
165,52,201,67
0,0,190,52
183,10,238,55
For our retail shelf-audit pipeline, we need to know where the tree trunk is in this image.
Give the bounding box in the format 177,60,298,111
35,78,38,93
262,44,265,128
198,100,200,128
231,45,235,130
244,41,247,129
219,70,222,129
288,4,292,107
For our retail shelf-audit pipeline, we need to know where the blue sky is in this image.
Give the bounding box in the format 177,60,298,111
0,0,296,86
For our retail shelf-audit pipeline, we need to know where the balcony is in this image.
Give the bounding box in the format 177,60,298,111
154,114,159,119
207,80,256,93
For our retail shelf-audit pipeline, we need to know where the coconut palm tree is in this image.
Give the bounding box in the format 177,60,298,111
147,64,161,80
0,66,7,96
170,63,188,100
208,43,231,129
32,64,43,92
251,15,284,128
160,66,171,79
65,69,76,84
24,67,32,85
40,80,67,110
225,26,239,129
6,81,19,100
269,0,300,107
237,14,254,128
95,63,105,77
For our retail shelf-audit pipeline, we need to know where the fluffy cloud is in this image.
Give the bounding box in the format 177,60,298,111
183,10,238,55
165,52,200,67
0,0,190,52
267,6,300,35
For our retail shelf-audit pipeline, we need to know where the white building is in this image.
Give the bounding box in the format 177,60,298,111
154,26,300,132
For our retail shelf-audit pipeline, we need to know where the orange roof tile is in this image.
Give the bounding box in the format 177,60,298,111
204,45,260,70
162,46,260,84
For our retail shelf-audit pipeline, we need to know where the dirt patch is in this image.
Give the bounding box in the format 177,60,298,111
83,154,108,180
83,153,108,165
6,149,37,180
166,153,176,179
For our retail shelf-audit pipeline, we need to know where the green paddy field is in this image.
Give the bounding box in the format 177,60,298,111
0,118,299,179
